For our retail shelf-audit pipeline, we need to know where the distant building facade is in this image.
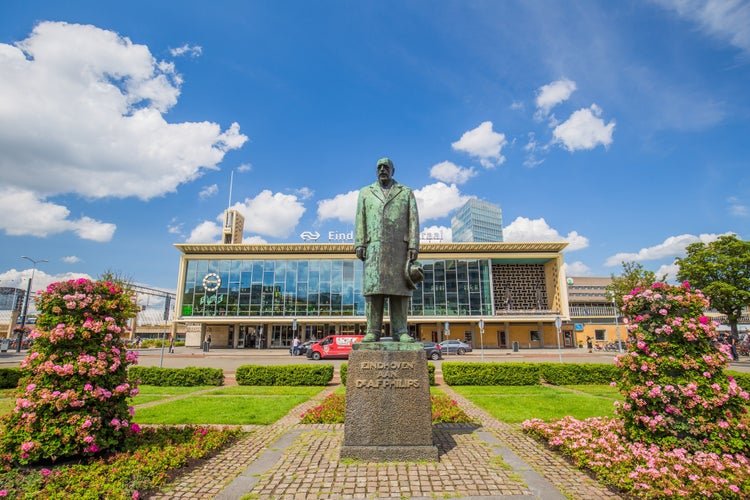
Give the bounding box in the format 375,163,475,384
451,199,504,243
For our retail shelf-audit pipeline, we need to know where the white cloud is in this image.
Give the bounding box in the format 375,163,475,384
0,268,92,297
420,224,452,243
535,78,577,116
523,133,546,168
414,183,473,221
603,232,732,266
451,121,508,168
62,256,81,264
199,184,218,199
563,261,592,276
185,220,221,244
0,187,116,241
242,235,268,244
0,22,247,241
653,0,750,54
553,104,615,151
429,161,478,184
295,187,315,201
169,44,202,57
232,190,306,238
237,163,253,172
503,216,589,251
655,262,680,282
167,219,183,235
317,190,359,224
727,196,749,216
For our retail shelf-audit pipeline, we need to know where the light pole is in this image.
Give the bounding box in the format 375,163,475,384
555,316,563,363
17,256,48,352
478,318,485,362
609,292,623,353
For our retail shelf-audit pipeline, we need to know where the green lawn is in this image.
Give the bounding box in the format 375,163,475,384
452,384,622,423
133,385,326,425
0,388,14,416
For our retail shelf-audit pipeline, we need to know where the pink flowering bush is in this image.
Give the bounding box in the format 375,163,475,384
615,281,749,454
0,278,140,464
523,281,750,498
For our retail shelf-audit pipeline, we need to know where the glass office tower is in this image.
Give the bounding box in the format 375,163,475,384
451,199,504,242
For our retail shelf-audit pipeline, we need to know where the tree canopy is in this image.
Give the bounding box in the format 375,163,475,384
676,234,750,336
606,261,663,309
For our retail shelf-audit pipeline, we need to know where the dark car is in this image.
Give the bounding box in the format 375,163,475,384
290,340,315,356
438,339,472,355
421,342,442,360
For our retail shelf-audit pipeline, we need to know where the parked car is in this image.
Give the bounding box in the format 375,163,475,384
306,335,364,360
291,340,315,356
421,342,442,360
438,339,472,355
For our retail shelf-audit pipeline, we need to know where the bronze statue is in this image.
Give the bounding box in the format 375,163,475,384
355,157,420,342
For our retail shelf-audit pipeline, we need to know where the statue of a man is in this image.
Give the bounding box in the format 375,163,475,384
355,157,420,342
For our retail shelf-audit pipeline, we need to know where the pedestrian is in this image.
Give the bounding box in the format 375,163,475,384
586,336,593,353
168,334,175,353
206,334,211,352
292,335,300,355
729,335,739,361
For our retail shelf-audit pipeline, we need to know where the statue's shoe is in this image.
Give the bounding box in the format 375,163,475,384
398,333,416,343
363,333,379,342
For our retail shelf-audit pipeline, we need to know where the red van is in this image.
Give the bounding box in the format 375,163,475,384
306,335,364,360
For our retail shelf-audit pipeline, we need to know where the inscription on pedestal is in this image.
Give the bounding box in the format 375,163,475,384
340,349,438,461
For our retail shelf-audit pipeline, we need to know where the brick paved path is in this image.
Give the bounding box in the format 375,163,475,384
149,372,623,499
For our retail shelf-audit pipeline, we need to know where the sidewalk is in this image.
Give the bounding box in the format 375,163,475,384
148,371,623,500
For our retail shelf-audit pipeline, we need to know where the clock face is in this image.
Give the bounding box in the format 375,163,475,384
202,273,221,292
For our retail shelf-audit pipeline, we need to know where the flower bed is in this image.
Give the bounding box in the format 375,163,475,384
0,425,242,499
524,416,749,498
300,393,473,424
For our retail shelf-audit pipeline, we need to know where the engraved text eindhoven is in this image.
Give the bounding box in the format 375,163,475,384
352,361,420,389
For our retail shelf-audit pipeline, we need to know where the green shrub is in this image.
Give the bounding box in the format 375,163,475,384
538,363,619,385
235,364,333,386
0,368,21,389
443,362,541,386
726,370,750,393
129,366,223,386
340,362,436,386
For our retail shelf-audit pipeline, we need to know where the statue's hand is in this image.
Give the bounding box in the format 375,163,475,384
355,246,366,261
408,248,418,262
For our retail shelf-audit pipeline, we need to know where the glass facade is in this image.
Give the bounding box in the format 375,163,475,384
180,258,492,318
451,199,504,242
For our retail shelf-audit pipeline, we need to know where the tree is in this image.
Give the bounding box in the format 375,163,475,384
606,261,662,309
676,234,750,337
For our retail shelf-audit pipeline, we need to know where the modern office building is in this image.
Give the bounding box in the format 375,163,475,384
173,241,574,350
451,199,504,243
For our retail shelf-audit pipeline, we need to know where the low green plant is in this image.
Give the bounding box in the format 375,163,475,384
129,366,223,386
0,368,21,389
0,425,241,499
299,393,473,424
235,364,333,386
443,362,540,386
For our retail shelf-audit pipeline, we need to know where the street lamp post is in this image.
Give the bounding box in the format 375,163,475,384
610,293,623,353
555,316,563,363
478,319,485,362
17,256,48,353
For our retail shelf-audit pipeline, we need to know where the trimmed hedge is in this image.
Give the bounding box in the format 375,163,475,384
235,364,334,386
443,362,540,386
128,366,223,386
340,362,436,386
0,368,22,389
442,362,619,386
539,362,619,385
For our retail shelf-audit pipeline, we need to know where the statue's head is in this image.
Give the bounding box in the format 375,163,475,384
376,157,394,183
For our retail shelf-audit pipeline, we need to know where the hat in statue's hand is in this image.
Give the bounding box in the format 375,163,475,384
404,260,424,290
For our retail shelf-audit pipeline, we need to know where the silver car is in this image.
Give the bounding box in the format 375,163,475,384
438,339,472,355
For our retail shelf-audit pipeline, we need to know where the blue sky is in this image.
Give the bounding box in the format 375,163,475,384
1,0,749,299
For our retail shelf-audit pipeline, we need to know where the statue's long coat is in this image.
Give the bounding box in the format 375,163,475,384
354,180,420,297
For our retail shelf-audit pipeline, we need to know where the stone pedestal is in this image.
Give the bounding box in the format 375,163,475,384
340,343,438,461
